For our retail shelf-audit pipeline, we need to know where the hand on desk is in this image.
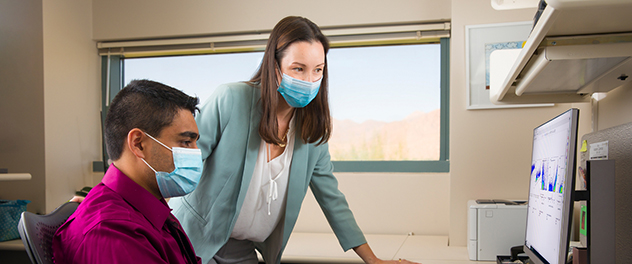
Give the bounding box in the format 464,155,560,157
390,259,420,264
355,243,421,264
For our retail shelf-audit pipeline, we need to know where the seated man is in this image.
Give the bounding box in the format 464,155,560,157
53,80,202,264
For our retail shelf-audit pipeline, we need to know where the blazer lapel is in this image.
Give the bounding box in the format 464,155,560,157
234,86,262,218
282,121,309,245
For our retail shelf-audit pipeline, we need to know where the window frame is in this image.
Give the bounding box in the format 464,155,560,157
99,32,450,173
98,54,123,172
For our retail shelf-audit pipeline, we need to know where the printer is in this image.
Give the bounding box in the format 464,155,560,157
467,199,527,261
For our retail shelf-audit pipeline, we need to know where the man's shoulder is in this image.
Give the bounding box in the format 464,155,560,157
56,196,154,250
53,184,153,261
81,183,130,212
53,198,166,263
69,184,142,231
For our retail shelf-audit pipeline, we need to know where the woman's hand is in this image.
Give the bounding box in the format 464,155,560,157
354,244,421,264
393,259,419,264
376,258,419,264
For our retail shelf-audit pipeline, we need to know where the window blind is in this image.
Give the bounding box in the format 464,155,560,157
97,21,450,58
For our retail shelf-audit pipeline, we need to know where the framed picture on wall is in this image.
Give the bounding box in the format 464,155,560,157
465,21,553,110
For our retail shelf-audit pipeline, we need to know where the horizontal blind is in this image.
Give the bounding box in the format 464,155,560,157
97,21,450,58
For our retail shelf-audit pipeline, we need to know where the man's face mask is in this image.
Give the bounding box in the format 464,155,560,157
141,132,203,198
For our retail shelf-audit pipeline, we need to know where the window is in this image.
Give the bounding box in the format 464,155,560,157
326,44,441,162
100,23,450,172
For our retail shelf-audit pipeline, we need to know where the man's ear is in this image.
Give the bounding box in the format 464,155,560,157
127,128,147,159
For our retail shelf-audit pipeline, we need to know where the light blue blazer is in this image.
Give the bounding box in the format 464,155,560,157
169,82,366,264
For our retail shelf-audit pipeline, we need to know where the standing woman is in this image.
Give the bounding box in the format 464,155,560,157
169,16,418,264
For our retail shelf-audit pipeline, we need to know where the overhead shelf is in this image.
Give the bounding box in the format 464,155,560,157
490,0,632,104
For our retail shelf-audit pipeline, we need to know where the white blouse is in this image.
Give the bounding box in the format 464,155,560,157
230,117,295,242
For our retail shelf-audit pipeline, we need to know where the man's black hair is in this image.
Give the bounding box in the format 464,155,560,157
104,79,199,160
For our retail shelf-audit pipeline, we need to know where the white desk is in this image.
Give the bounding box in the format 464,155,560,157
2,232,484,263
395,236,479,264
278,233,483,264
0,239,25,251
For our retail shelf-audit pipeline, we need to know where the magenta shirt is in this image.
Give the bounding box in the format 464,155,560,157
52,165,201,264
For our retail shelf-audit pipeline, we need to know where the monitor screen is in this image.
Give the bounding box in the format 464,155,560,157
524,108,579,264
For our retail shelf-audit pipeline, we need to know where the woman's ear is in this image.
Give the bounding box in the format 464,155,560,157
127,128,147,159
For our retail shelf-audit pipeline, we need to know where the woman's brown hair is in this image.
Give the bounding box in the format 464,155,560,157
249,16,332,146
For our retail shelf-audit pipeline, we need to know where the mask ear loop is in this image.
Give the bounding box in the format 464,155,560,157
143,132,172,151
141,132,172,173
141,158,158,173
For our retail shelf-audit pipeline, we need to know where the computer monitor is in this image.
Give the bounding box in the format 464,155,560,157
524,108,579,264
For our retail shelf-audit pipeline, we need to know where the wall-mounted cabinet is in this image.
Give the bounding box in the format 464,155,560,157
490,0,632,104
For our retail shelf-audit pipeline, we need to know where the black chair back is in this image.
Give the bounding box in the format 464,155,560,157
17,202,79,264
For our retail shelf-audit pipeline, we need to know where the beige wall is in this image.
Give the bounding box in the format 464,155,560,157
0,0,46,214
92,0,451,40
0,0,101,214
595,82,632,131
295,173,450,235
43,0,102,213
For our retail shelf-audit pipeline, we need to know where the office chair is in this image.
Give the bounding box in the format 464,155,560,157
17,202,79,264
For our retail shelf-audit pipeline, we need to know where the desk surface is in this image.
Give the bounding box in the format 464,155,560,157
0,239,25,251
281,233,483,264
2,233,485,263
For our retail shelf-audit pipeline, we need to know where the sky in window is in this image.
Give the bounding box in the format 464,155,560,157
124,43,440,124
327,44,440,123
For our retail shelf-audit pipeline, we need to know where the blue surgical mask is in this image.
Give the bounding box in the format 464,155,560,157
277,73,322,108
141,132,203,198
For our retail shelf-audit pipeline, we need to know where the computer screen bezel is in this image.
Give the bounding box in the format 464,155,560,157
523,108,579,264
